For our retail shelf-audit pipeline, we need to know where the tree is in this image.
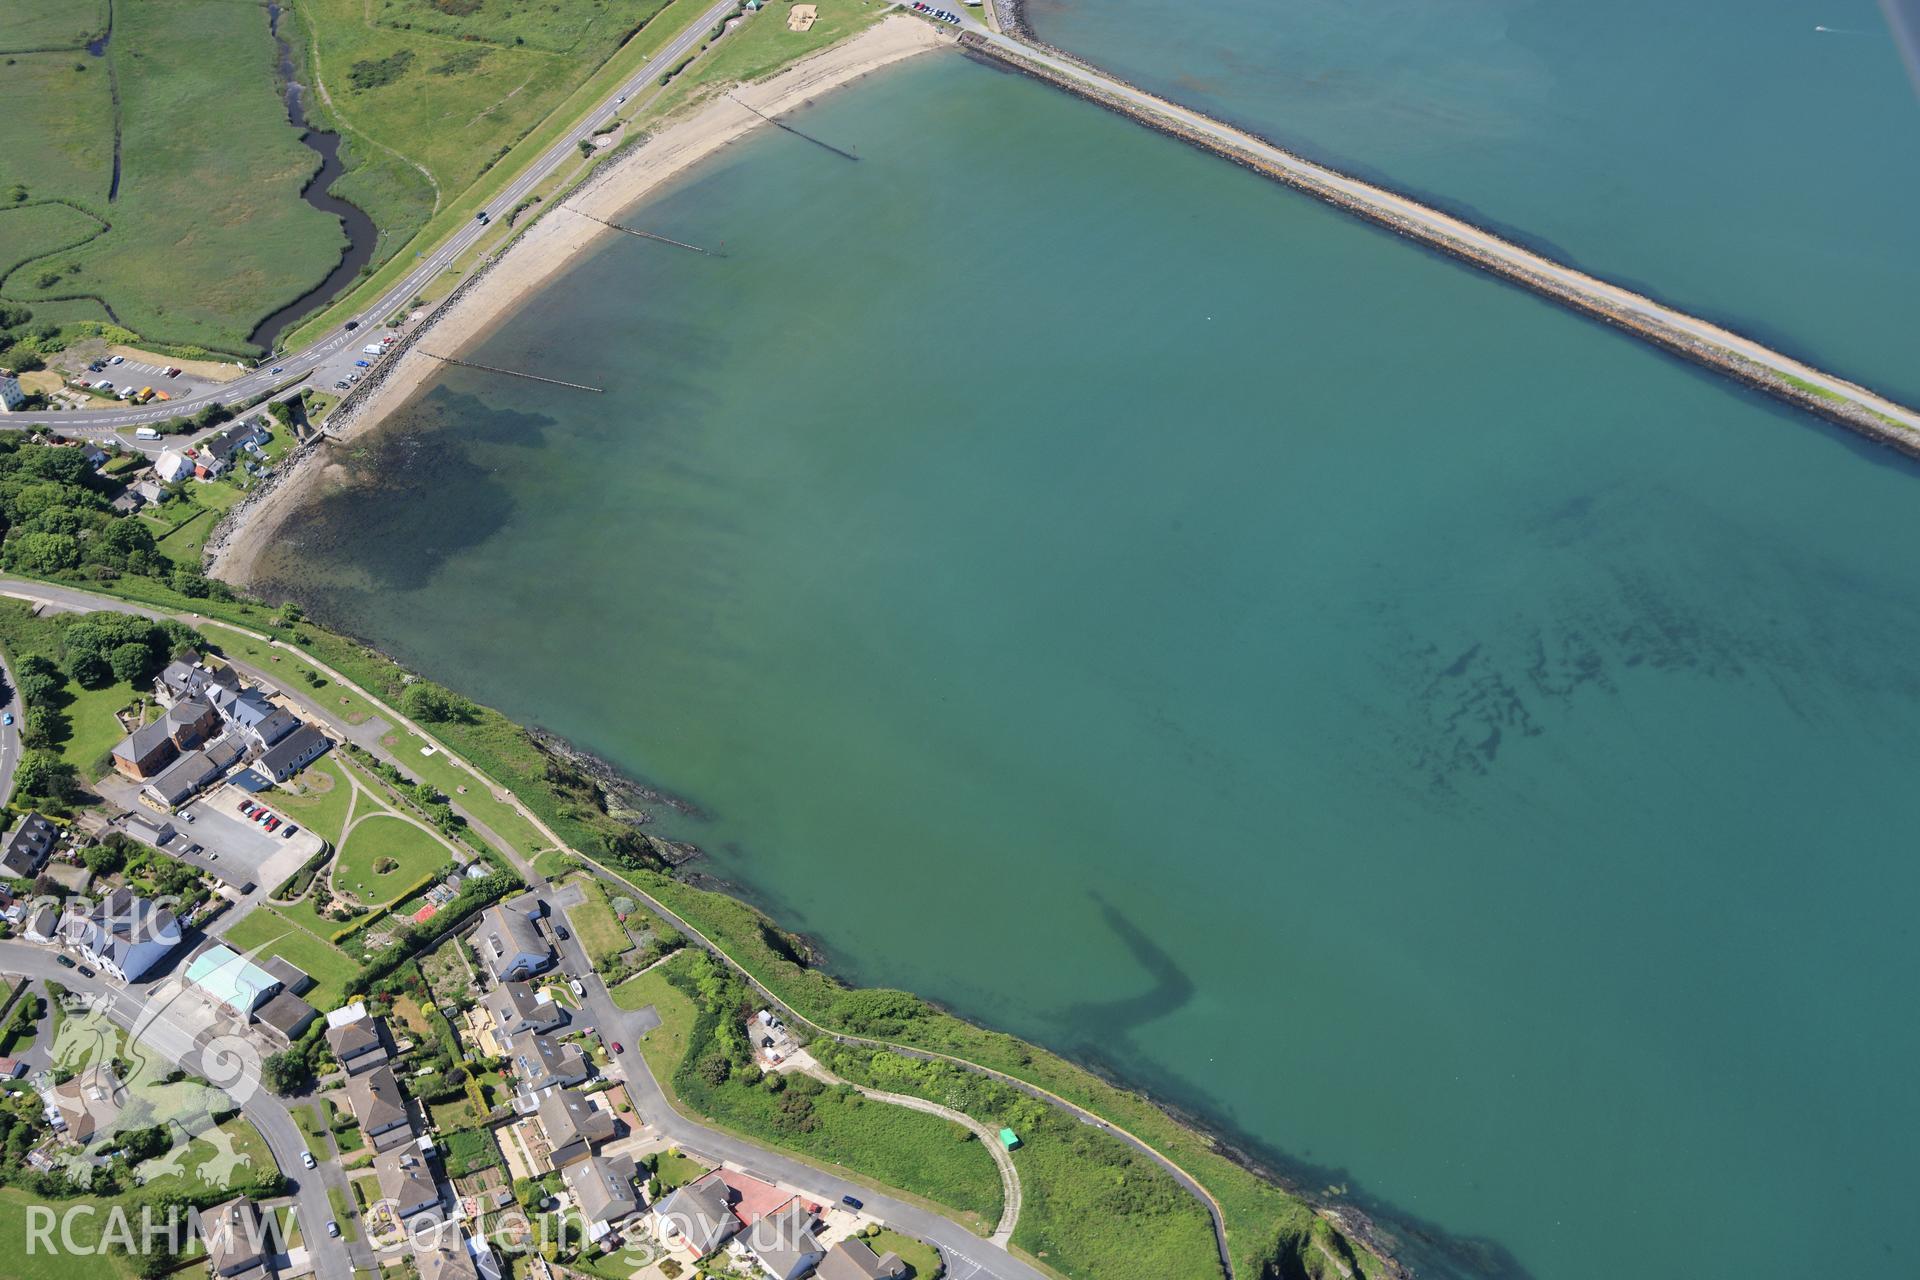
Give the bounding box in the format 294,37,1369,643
15,750,74,801
262,1050,310,1095
2,530,80,575
402,680,475,723
82,840,126,876
108,641,154,685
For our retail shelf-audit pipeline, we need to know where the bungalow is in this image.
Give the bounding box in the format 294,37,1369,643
485,981,566,1037
131,479,167,506
141,748,218,809
535,1088,614,1168
49,1064,124,1144
325,1009,392,1076
111,720,180,780
62,888,181,981
0,813,57,880
255,724,330,783
345,1064,415,1151
414,1224,498,1280
817,1239,908,1280
204,1196,277,1280
653,1171,740,1260
507,1029,588,1091
474,903,551,983
23,905,60,944
739,1199,825,1280
374,1147,442,1222
560,1153,641,1236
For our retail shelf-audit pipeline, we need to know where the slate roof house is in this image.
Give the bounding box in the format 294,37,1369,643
475,903,551,982
345,1064,415,1151
63,888,181,981
0,813,57,880
142,748,219,809
535,1088,615,1168
739,1199,826,1280
255,724,330,783
560,1153,641,1236
817,1239,908,1280
326,1010,392,1076
49,1064,125,1144
375,1147,442,1222
653,1171,741,1259
508,1029,588,1091
204,1196,276,1280
485,980,566,1037
162,695,220,749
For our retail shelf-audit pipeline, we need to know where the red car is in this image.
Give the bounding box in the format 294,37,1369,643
264,817,280,832
610,1042,624,1054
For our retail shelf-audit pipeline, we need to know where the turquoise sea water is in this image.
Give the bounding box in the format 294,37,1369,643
1028,0,1920,405
257,54,1920,1280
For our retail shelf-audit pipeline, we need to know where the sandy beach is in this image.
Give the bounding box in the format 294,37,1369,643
212,14,948,585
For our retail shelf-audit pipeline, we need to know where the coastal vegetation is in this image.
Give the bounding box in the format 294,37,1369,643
625,949,1007,1231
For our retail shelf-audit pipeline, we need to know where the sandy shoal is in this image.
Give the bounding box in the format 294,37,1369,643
214,15,948,585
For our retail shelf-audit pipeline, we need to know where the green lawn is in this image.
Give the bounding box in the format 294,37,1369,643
380,725,550,855
866,1228,942,1280
222,905,360,1011
0,1185,143,1280
334,813,453,905
0,0,108,53
59,678,144,780
274,756,357,847
656,0,889,112
652,1148,707,1191
152,481,244,567
566,877,630,968
3,0,346,355
201,622,377,726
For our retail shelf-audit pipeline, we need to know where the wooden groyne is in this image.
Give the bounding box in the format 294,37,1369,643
728,93,860,161
564,206,713,254
419,352,603,392
956,32,1920,464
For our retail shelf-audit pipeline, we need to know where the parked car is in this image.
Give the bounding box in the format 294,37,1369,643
182,810,194,823
303,1151,317,1169
355,359,371,368
326,1221,340,1239
841,1195,864,1212
239,801,257,816
334,381,350,390
109,354,125,365
555,925,571,941
56,955,75,969
610,1041,624,1054
282,825,300,838
569,978,586,997
78,966,95,978
2,712,12,726
264,817,280,832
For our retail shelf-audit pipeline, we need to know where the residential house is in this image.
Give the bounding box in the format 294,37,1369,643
0,814,57,880
49,1064,125,1143
560,1153,640,1237
141,748,218,809
817,1239,907,1280
255,724,330,783
155,654,240,707
746,1009,797,1066
344,1064,414,1151
716,1169,801,1229
24,905,60,943
508,1029,587,1091
203,1197,276,1280
131,479,166,506
739,1199,825,1280
653,1172,741,1260
194,419,270,478
0,373,25,413
122,813,177,849
63,888,181,981
111,721,180,780
535,1088,614,1168
484,981,566,1037
474,903,551,982
325,1011,391,1076
374,1147,442,1222
154,450,195,484
414,1224,487,1280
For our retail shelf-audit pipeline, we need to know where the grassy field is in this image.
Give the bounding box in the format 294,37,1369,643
58,677,143,779
0,55,113,208
0,0,108,52
566,876,630,967
334,813,452,904
274,756,357,846
655,0,889,112
866,1228,942,1279
223,904,360,1010
3,0,345,355
0,202,109,284
379,724,550,854
643,951,1004,1231
150,481,245,567
202,621,378,726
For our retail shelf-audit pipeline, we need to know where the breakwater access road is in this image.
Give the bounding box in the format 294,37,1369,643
948,22,1920,458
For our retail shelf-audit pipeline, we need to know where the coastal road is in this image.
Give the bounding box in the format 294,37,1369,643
1,0,746,452
0,941,353,1280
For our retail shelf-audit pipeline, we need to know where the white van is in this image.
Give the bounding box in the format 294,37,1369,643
134,427,161,441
